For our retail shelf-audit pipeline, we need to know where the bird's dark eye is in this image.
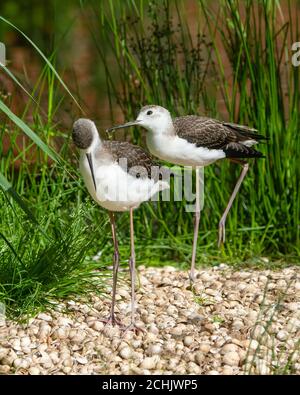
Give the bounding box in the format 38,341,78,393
146,110,153,115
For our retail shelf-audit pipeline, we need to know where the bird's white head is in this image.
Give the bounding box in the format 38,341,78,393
107,105,173,135
135,105,173,133
72,118,100,153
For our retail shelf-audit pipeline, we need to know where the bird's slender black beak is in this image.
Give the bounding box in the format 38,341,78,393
106,120,141,133
86,153,97,192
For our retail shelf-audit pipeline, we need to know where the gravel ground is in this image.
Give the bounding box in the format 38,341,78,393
0,264,300,375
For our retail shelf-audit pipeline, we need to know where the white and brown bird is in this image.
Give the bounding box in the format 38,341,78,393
107,105,268,281
72,118,169,329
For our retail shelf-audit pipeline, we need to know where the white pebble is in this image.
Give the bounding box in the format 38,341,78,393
222,343,239,354
0,348,9,359
38,324,51,340
250,325,265,339
11,339,21,351
232,320,244,330
79,366,90,374
195,352,205,364
37,313,52,322
75,356,88,365
147,344,162,356
207,370,219,375
287,302,299,312
119,347,132,360
276,330,288,341
170,326,182,336
222,365,234,375
63,357,73,368
0,365,10,374
166,305,178,315
57,317,73,327
287,318,300,333
29,367,40,375
49,351,60,364
21,336,31,348
92,321,104,331
148,324,159,335
256,359,270,375
53,327,68,339
187,361,201,374
183,336,193,347
71,333,86,344
140,356,159,370
1,354,16,366
199,343,210,354
131,340,142,349
201,272,214,281
205,288,217,296
222,351,240,366
13,358,29,369
39,355,53,369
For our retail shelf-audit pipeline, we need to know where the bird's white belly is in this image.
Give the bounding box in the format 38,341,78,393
80,158,168,212
147,135,226,167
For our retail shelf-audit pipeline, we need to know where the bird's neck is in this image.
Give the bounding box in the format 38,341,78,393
146,124,176,160
84,133,103,154
148,117,176,136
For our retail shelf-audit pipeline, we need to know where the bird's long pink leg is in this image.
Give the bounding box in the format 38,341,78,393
218,160,249,247
129,208,136,326
127,208,139,329
124,208,144,333
190,167,201,283
102,211,122,326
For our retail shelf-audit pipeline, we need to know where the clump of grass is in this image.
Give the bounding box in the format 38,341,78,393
0,202,110,321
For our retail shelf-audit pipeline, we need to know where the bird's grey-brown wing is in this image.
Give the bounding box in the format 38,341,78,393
103,140,164,179
174,116,266,158
222,121,267,141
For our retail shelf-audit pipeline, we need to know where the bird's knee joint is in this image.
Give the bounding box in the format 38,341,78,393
129,256,135,266
114,251,119,261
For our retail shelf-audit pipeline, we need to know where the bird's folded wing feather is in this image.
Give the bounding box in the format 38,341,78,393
103,141,163,179
174,116,238,149
222,122,267,141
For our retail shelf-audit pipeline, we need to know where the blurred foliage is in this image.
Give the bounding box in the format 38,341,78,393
0,0,75,51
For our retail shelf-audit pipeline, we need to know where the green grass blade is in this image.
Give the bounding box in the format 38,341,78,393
0,16,83,113
0,172,38,225
0,99,58,162
0,64,38,106
0,172,11,191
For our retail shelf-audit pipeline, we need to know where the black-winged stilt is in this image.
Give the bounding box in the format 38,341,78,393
107,105,267,281
72,118,169,329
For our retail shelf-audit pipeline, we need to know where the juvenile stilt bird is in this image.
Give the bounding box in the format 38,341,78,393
107,105,268,281
72,118,169,329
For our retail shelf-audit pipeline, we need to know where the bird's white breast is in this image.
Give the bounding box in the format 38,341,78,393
146,134,226,167
80,154,168,212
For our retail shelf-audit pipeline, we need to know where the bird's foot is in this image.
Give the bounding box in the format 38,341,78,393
122,322,146,335
189,270,196,284
218,220,226,248
100,314,125,329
